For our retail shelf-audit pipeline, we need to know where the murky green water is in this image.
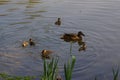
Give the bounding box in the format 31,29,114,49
0,0,120,80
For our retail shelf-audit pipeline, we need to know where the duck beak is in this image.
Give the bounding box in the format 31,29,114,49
81,33,85,36
79,31,85,36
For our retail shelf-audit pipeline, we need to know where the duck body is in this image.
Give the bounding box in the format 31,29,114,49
22,41,29,47
55,18,61,26
61,33,80,42
41,49,53,59
60,31,85,42
29,38,35,46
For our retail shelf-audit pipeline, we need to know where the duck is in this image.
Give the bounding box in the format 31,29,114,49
41,49,53,59
22,41,29,47
29,38,35,46
79,42,87,51
60,31,85,42
56,75,62,80
55,18,61,25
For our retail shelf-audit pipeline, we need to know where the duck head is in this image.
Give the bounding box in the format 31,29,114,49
41,49,47,54
29,38,32,42
41,49,51,59
77,31,85,37
58,18,61,21
29,38,35,46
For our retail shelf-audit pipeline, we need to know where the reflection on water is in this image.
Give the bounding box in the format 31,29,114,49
0,14,8,16
0,0,10,5
0,0,120,80
26,1,41,8
29,0,40,3
10,22,31,25
7,8,18,12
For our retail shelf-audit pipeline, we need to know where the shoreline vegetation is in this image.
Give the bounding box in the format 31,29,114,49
0,59,119,80
0,43,119,80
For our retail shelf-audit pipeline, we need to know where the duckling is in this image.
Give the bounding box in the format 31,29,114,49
60,31,85,42
29,38,35,46
79,42,87,51
55,18,61,25
22,41,29,47
41,49,53,59
56,75,62,80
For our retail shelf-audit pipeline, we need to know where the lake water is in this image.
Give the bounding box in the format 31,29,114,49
0,0,120,80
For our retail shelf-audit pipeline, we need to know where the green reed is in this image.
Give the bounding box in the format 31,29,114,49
112,68,119,80
70,41,73,55
64,56,76,80
41,57,59,80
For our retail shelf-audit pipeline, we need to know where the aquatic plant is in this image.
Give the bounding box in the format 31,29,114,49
112,68,119,80
41,57,59,80
70,41,73,55
94,76,97,80
64,56,76,80
0,73,35,80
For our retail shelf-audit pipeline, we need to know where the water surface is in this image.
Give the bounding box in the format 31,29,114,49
0,0,120,80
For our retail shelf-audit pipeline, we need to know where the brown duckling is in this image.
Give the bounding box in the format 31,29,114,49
29,38,35,46
60,31,85,42
41,49,53,59
22,41,29,47
79,42,87,51
55,18,61,25
56,75,62,80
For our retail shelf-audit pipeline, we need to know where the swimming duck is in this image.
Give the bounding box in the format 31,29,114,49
41,49,53,59
60,31,85,42
56,75,62,80
55,18,61,25
79,42,87,51
22,41,29,47
29,38,35,46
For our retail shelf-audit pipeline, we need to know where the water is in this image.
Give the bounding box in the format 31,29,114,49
0,0,120,80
